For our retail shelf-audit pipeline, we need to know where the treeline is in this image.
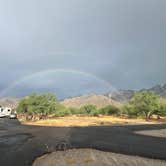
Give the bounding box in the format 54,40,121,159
17,91,166,120
17,93,120,117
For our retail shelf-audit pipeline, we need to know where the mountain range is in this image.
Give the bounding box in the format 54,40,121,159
61,94,122,108
107,84,166,102
0,83,166,108
0,97,20,108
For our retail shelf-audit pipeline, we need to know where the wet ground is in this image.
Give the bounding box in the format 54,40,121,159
0,118,166,166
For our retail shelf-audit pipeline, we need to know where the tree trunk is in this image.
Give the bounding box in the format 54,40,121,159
145,115,149,121
157,115,160,120
144,112,149,121
145,112,153,121
145,112,151,121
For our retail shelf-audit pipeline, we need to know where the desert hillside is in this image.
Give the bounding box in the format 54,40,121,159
107,83,166,102
61,94,121,108
0,97,19,108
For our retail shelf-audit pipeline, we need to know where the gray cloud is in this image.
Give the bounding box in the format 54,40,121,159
0,0,165,98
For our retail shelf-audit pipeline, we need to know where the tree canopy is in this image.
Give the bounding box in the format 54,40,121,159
17,93,63,115
128,91,160,119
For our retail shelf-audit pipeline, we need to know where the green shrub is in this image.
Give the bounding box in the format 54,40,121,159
54,108,71,117
122,104,138,118
158,103,166,116
68,107,83,114
80,105,97,115
89,109,100,116
98,105,120,115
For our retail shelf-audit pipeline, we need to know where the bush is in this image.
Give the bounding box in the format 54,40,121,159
89,109,100,116
122,104,138,118
98,105,120,115
158,103,166,116
80,105,97,115
68,107,84,114
54,108,71,117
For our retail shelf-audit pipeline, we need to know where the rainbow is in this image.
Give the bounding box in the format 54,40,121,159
0,68,117,97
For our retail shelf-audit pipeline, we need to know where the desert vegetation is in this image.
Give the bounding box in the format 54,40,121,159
123,91,166,120
17,92,166,121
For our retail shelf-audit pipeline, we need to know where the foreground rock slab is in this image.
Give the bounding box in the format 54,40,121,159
33,149,166,166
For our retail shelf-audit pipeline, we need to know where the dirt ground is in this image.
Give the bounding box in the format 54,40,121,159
33,148,166,166
21,115,164,127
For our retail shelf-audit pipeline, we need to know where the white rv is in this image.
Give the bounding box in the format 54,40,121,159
0,107,12,118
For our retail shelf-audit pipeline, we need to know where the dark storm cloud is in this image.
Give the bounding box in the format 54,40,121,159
0,0,166,97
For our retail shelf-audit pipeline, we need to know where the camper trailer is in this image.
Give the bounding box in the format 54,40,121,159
0,106,16,118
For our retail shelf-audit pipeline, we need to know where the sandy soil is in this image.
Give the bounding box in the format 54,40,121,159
33,148,166,166
21,116,161,127
136,129,166,138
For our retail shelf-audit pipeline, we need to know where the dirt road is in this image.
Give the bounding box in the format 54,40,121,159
0,118,166,166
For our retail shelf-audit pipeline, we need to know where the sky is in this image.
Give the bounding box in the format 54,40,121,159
0,0,166,98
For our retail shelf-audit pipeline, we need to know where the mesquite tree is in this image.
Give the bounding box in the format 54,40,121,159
130,91,160,120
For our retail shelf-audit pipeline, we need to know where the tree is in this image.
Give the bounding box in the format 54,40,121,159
17,93,58,115
129,91,160,120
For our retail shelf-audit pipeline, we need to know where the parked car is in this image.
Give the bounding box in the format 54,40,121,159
9,113,17,119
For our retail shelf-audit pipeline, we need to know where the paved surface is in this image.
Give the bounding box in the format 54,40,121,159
0,118,166,166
